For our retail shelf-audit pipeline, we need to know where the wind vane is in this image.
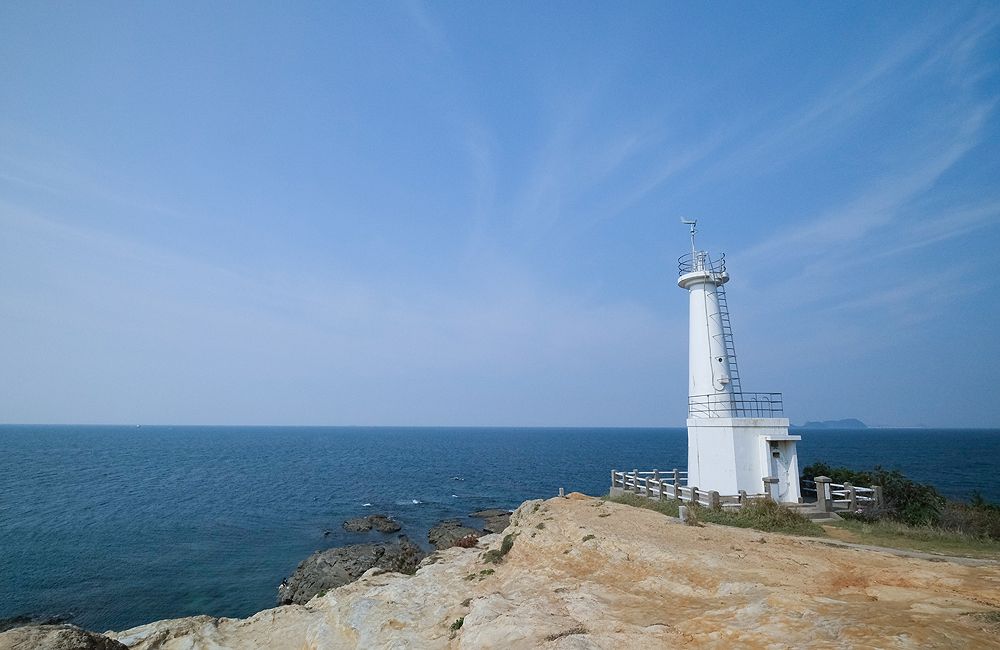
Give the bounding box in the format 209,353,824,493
681,218,697,256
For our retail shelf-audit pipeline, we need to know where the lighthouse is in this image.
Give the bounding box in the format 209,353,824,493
678,220,801,502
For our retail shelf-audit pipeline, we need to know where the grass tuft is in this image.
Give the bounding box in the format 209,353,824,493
605,493,823,536
484,532,519,564
545,627,588,641
454,533,480,548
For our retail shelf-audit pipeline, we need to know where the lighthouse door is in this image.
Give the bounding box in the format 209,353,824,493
769,442,791,502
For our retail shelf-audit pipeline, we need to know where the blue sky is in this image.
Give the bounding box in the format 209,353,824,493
1,2,998,427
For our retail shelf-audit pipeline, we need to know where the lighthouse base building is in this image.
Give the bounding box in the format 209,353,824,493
687,417,801,503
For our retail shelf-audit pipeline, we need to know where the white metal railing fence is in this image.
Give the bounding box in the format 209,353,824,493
688,392,783,418
610,469,768,509
801,479,881,511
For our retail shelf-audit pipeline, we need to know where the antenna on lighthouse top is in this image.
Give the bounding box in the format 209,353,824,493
681,218,698,256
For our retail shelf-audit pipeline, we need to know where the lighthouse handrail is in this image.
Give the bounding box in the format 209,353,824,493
678,251,726,276
611,469,756,508
689,392,783,418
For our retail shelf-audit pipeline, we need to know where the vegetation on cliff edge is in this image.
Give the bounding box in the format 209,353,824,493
802,462,1000,540
604,493,825,537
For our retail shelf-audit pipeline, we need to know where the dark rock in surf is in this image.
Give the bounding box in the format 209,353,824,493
470,509,512,534
342,514,401,533
0,614,72,634
368,514,401,533
0,624,129,650
428,519,481,550
278,536,424,605
342,517,373,532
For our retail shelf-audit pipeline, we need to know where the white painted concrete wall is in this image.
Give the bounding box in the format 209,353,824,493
687,418,801,501
678,269,733,417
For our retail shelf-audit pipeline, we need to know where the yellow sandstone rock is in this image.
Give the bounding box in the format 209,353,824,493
108,495,1000,649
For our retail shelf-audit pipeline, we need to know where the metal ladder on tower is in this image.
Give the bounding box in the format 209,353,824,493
715,281,742,399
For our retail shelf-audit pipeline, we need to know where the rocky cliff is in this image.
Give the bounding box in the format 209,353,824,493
90,494,1000,648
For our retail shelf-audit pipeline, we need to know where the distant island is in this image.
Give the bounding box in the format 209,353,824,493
791,418,868,429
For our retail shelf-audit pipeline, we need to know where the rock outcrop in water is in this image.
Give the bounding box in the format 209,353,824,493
278,536,424,605
341,514,401,533
427,518,482,550
0,623,128,650
469,509,512,534
99,494,1000,648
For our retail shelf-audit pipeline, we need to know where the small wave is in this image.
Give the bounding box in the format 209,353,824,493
412,499,421,504
362,503,371,507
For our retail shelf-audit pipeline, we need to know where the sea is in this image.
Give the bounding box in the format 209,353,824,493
1,425,998,633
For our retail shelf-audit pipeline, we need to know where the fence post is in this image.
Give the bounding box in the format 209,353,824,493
814,476,832,512
872,485,883,507
658,480,665,502
673,469,680,489
633,469,639,494
739,490,748,505
763,477,778,502
845,482,858,510
689,486,698,504
611,470,617,490
653,469,659,482
708,490,720,510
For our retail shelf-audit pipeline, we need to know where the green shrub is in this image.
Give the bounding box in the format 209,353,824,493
604,493,681,517
801,462,946,527
606,493,822,536
454,533,480,548
802,463,1000,540
713,498,819,535
938,499,1000,539
483,532,519,564
451,617,464,630
970,491,1000,512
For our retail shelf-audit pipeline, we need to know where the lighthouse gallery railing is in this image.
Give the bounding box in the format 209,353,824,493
689,392,783,418
678,251,726,276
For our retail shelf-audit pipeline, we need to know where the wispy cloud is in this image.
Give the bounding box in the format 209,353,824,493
0,123,192,224
740,109,993,271
735,11,999,291
400,0,451,54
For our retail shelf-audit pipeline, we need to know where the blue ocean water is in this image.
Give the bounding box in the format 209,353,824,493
1,425,997,633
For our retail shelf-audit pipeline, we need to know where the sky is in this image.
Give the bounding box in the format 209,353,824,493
1,2,998,428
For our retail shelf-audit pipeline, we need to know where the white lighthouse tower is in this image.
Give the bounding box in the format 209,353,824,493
678,220,801,502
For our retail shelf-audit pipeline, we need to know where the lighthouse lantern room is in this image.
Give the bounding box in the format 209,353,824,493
678,220,801,502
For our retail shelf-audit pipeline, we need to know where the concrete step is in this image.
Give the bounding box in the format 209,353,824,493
784,503,842,521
